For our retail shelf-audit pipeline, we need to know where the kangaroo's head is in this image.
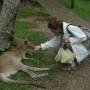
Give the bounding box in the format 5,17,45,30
14,37,34,50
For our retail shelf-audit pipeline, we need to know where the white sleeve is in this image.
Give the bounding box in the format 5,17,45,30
68,25,87,44
41,36,61,50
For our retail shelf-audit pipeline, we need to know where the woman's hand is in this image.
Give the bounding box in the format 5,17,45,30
34,45,41,51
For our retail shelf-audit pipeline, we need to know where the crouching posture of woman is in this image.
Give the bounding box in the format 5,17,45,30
34,17,90,70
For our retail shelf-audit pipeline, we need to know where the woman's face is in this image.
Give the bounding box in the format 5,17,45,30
50,29,61,35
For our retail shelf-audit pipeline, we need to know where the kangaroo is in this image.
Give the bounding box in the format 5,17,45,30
0,37,49,88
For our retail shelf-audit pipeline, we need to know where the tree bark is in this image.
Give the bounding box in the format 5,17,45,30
0,0,20,51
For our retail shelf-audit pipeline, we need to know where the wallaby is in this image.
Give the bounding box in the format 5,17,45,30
0,37,49,88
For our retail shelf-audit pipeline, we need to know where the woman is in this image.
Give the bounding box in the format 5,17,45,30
34,17,90,70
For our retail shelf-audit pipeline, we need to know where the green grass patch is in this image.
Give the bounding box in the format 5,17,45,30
17,7,50,17
0,83,32,90
15,20,45,44
73,0,90,22
58,0,90,22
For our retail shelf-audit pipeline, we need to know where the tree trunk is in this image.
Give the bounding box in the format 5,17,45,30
0,0,3,12
0,0,20,51
70,0,74,9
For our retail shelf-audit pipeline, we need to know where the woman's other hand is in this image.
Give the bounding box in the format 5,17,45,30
64,38,70,43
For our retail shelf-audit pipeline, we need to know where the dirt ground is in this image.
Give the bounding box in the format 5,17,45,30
20,0,90,90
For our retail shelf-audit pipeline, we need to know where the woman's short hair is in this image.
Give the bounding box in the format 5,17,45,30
48,17,63,29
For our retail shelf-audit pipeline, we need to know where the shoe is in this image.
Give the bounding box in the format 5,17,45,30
62,66,72,71
71,62,77,71
62,62,77,71
61,64,72,71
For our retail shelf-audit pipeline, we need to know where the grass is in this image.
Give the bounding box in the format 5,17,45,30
17,7,50,17
58,0,90,22
74,0,90,22
15,20,45,44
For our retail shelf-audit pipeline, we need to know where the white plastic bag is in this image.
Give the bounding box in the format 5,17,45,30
55,48,75,64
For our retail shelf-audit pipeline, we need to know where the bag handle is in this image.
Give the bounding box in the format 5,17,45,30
66,24,73,37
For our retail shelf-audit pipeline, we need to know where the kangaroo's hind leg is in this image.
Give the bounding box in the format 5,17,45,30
19,64,49,78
